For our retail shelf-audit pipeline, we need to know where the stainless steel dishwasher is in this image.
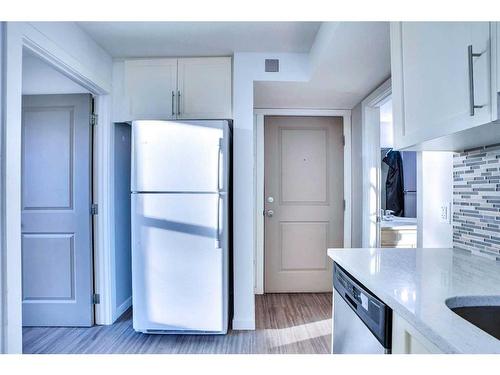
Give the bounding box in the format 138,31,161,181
332,263,392,354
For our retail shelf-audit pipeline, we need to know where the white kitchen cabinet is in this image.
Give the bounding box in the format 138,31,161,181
392,312,443,354
114,57,232,122
125,58,178,120
391,22,497,151
177,57,232,119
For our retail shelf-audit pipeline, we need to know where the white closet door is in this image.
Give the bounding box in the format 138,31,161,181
21,94,93,327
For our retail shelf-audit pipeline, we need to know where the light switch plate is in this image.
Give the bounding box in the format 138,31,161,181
439,203,450,223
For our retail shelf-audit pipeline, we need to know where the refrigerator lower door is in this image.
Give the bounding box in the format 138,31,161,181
132,193,228,333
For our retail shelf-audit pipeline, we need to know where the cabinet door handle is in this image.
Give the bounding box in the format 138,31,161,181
468,45,484,116
171,91,175,117
177,90,181,116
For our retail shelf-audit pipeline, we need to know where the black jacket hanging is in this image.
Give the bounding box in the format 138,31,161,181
383,150,404,217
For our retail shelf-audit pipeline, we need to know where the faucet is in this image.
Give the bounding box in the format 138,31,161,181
383,210,395,221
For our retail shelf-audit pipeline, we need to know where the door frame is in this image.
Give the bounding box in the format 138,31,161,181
1,23,113,353
253,109,352,295
361,79,392,248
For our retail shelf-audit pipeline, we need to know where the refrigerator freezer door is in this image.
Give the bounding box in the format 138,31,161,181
132,193,227,333
132,120,226,192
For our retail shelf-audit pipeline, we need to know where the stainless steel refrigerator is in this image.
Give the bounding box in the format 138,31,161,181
131,120,231,334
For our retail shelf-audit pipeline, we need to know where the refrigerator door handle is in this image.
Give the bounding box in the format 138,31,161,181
217,138,223,192
216,193,222,248
216,138,223,248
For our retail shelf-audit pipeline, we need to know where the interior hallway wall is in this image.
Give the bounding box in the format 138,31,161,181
113,123,132,318
0,21,5,353
232,52,310,329
22,52,88,95
417,151,453,248
350,102,363,247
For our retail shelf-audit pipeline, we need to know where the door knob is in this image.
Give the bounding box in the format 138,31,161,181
265,209,274,217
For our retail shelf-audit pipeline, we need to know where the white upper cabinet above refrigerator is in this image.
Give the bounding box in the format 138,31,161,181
177,58,232,120
125,59,178,120
114,57,232,122
391,22,499,151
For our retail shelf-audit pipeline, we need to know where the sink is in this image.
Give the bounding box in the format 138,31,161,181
446,297,500,340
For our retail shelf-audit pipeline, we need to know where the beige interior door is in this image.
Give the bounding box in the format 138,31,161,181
264,116,344,293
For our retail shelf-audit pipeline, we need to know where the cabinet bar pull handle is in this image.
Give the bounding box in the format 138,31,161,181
177,90,181,116
171,91,175,116
468,45,484,116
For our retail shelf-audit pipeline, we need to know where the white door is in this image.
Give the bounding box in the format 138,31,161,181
394,22,491,149
21,94,93,326
125,58,178,120
177,57,232,119
131,193,227,332
264,116,344,293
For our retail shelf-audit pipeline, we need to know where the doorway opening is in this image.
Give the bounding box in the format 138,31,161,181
361,79,419,249
21,48,96,336
253,110,351,353
378,99,417,248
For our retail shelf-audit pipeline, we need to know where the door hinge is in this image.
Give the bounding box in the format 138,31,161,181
342,135,345,146
90,96,98,126
343,199,346,211
90,113,98,126
93,293,100,304
91,203,98,215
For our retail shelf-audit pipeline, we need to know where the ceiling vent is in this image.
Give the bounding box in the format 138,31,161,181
265,59,279,73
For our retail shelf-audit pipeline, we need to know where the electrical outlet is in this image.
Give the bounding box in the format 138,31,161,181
439,203,450,223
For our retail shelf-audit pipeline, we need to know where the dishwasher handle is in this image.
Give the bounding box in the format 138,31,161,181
344,293,358,310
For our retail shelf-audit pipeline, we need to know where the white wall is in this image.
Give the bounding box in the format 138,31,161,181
350,102,363,247
22,52,88,95
0,21,5,354
113,123,132,319
232,52,310,329
1,22,112,353
26,22,112,92
417,152,454,248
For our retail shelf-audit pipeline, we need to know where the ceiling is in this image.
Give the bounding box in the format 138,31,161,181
77,22,321,57
77,21,390,109
254,22,391,109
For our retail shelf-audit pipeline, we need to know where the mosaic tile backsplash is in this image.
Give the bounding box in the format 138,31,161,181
453,144,500,261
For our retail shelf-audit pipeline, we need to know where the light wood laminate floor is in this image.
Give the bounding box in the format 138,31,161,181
23,293,332,354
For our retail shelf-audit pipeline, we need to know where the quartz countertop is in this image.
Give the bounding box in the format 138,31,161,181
327,248,500,353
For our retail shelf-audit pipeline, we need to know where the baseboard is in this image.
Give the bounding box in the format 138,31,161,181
232,318,255,331
113,296,132,322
